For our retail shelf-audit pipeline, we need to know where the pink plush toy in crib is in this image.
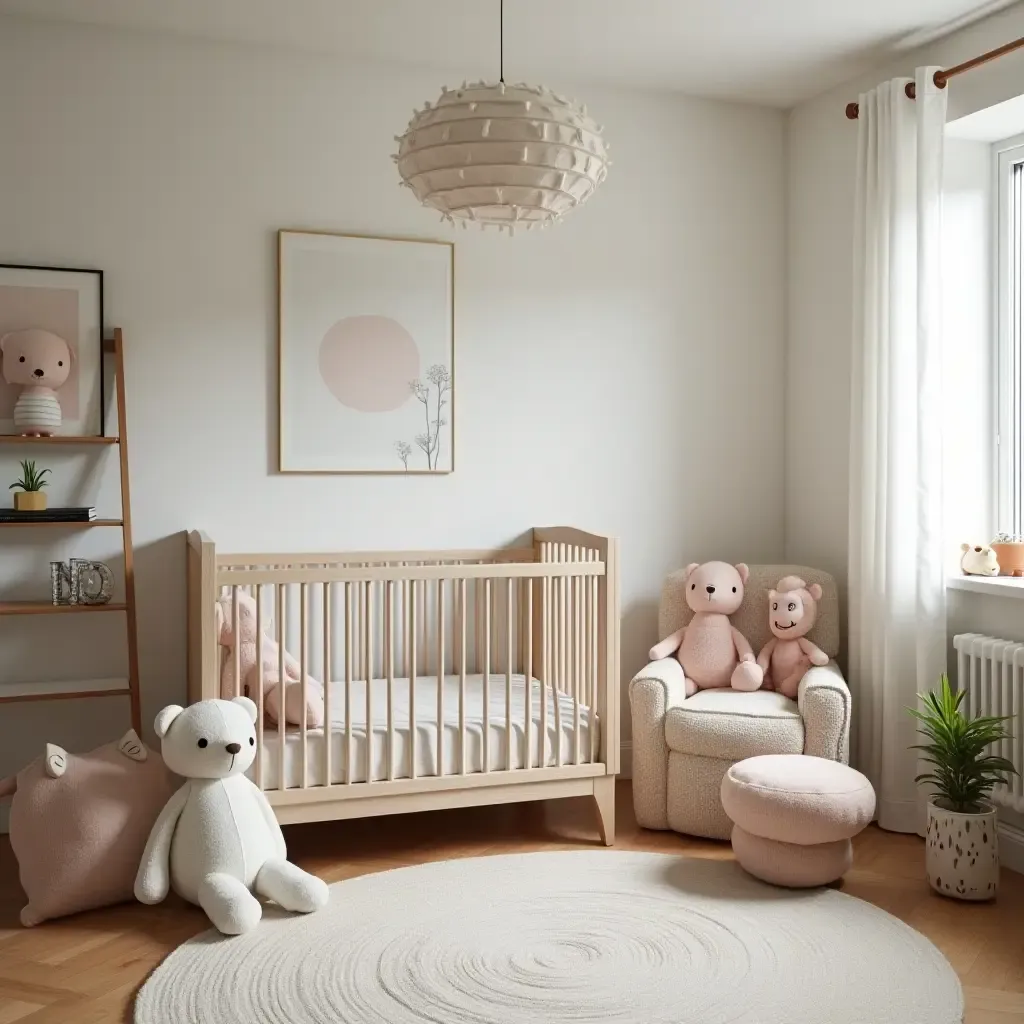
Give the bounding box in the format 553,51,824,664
754,576,830,698
215,591,325,728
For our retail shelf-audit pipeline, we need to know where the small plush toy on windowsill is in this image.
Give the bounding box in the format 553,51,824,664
960,542,1000,577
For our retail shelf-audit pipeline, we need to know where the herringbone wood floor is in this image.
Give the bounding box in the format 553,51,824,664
1,781,1022,1022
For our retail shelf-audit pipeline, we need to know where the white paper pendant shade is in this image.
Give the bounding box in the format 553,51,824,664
394,81,609,231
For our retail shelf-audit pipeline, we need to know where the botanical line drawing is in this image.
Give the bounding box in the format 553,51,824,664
395,364,451,470
394,441,412,469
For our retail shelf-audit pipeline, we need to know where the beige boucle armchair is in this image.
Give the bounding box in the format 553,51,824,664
629,564,850,839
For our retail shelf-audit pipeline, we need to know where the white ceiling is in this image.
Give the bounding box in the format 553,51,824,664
0,0,1019,106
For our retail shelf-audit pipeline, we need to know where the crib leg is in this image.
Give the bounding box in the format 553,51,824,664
592,776,616,846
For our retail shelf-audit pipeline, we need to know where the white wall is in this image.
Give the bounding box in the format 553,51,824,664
785,2,1024,583
0,16,786,794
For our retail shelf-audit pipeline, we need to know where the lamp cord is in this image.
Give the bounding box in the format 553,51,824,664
500,0,504,84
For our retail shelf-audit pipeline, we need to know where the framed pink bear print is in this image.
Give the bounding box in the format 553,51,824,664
0,264,104,438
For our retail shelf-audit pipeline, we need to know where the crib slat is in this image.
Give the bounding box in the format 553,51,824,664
409,579,418,781
525,579,533,768
589,553,598,763
255,584,264,789
386,580,395,782
419,571,427,679
574,569,581,766
541,575,549,769
365,580,373,786
278,584,286,790
345,582,353,786
484,578,491,773
398,575,406,678
437,578,445,778
231,586,241,700
459,578,467,775
476,573,484,678
506,577,513,771
300,583,309,789
555,570,564,768
323,582,331,787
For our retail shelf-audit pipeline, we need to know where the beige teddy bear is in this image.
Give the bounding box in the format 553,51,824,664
755,576,829,698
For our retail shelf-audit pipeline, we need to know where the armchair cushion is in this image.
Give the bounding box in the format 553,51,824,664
665,690,804,761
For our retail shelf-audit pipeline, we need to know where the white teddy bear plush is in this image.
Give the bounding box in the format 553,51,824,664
134,696,329,934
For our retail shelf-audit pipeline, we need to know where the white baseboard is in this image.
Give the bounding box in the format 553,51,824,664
999,821,1024,875
619,741,632,779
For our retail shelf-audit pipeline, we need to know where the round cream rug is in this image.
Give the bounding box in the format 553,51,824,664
135,851,962,1023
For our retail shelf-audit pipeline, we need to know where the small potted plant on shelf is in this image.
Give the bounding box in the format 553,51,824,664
9,459,50,512
911,674,1018,901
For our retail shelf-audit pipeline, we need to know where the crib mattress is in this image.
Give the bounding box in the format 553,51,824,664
251,673,595,789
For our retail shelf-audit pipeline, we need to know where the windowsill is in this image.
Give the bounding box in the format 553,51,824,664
947,574,1024,599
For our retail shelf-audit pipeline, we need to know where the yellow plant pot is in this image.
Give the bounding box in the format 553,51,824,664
14,491,46,512
992,542,1024,578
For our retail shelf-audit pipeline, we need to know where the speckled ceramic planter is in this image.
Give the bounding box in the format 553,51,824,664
925,800,999,901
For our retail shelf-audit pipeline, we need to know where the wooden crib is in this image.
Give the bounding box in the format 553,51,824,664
186,527,620,843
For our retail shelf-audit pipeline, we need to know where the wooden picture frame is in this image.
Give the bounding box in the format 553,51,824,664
278,230,455,474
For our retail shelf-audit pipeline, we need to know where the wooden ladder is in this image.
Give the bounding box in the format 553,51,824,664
0,327,141,732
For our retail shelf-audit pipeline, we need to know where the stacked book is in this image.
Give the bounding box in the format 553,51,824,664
0,506,97,523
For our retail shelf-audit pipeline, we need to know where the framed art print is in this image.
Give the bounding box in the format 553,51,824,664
0,264,104,437
278,230,454,473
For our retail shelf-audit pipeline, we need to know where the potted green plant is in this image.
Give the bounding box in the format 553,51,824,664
9,459,50,512
910,674,1018,901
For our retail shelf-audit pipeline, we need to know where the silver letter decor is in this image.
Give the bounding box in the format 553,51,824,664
50,559,114,605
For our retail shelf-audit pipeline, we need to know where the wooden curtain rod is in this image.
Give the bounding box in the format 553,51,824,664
845,34,1024,119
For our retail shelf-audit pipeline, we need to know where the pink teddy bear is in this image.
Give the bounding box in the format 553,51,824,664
649,561,763,696
0,329,72,437
215,591,325,729
754,576,829,698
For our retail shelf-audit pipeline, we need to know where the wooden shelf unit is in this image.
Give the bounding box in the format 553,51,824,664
0,678,131,704
0,601,128,616
0,519,123,528
0,435,119,446
0,329,140,731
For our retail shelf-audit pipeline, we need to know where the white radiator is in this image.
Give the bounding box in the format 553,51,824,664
952,633,1024,813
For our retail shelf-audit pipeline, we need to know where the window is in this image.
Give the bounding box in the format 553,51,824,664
995,134,1024,536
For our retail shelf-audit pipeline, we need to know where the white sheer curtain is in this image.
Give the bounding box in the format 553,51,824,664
848,68,947,834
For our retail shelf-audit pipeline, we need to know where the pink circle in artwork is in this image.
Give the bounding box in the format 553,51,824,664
318,316,420,413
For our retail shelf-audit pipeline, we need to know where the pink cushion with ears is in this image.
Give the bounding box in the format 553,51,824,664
3,733,175,926
721,754,875,845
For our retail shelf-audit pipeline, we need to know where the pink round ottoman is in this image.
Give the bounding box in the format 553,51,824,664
721,754,876,888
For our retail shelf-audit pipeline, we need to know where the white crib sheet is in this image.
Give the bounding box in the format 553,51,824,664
251,673,595,789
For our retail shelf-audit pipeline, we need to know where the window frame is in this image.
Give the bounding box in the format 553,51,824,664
994,132,1024,536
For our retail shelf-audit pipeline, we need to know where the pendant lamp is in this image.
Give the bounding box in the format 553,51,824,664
393,1,609,232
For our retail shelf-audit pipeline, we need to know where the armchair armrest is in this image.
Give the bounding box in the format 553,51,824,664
798,661,851,763
628,659,688,829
